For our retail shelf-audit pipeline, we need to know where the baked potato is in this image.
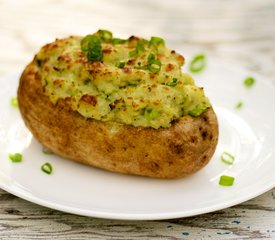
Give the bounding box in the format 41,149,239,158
18,30,218,178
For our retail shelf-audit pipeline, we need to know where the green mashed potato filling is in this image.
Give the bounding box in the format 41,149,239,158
35,30,210,129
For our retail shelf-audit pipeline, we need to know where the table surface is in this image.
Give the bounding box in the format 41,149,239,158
0,0,275,239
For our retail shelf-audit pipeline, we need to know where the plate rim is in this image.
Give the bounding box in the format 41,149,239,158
0,175,274,220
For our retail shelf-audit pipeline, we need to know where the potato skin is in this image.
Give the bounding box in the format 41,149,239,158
18,61,218,179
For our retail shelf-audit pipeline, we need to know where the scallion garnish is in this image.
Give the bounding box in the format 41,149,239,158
41,162,53,175
42,146,54,155
221,151,235,165
10,97,18,107
115,61,125,68
144,108,159,121
235,101,243,109
166,78,178,87
219,175,235,186
87,45,103,62
147,53,156,62
112,38,126,45
189,54,206,73
149,36,165,46
97,29,113,42
148,59,161,73
129,49,138,58
9,153,22,163
81,35,100,51
81,35,103,62
244,77,255,87
136,41,145,52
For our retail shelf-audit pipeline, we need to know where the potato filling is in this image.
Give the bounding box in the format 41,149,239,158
35,30,210,129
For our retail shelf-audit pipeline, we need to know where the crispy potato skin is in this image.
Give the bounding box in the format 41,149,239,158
18,62,218,179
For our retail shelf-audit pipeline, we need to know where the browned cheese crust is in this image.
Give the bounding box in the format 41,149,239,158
18,62,218,179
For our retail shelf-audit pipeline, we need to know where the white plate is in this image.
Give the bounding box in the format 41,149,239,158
0,60,275,220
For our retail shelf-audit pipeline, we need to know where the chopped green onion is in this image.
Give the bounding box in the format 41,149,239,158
81,35,103,62
166,78,178,87
97,29,113,42
219,175,235,186
129,49,138,58
136,41,145,52
221,151,235,165
149,36,165,46
10,97,18,107
115,61,125,68
144,108,159,121
9,153,22,163
41,162,53,175
42,146,54,155
147,53,156,62
81,35,101,52
87,46,103,62
148,59,161,73
235,101,243,109
244,77,255,87
189,54,206,73
112,38,126,45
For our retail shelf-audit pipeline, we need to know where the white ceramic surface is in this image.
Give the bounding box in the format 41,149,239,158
0,59,274,220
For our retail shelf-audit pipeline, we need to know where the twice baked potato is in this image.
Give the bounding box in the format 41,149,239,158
18,30,218,178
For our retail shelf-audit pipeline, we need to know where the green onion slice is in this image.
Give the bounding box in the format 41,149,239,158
221,151,235,165
244,77,255,87
219,175,235,186
81,35,101,52
189,54,206,73
97,29,113,42
149,36,165,46
81,35,103,62
148,59,161,73
129,49,138,58
144,108,159,121
87,47,103,62
112,38,126,45
136,41,145,52
166,78,178,87
147,53,156,62
235,101,243,109
41,162,53,175
115,61,125,68
42,146,54,155
9,153,22,163
10,97,18,107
